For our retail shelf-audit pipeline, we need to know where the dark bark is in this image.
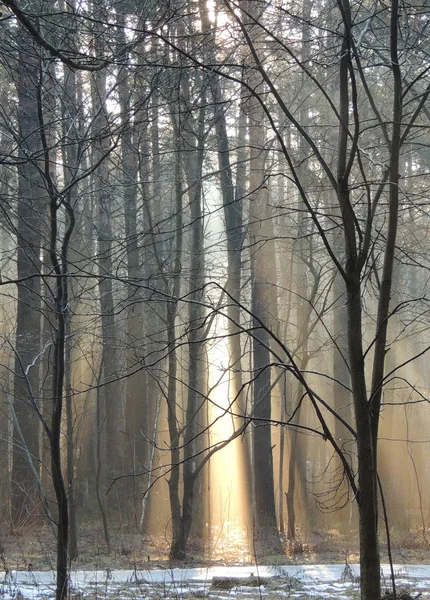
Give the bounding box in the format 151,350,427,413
244,0,282,554
39,50,74,597
369,0,402,458
174,86,206,559
12,19,43,527
346,275,380,599
336,3,381,597
116,11,144,524
61,1,79,556
92,19,123,491
167,122,184,559
64,317,78,560
251,281,280,553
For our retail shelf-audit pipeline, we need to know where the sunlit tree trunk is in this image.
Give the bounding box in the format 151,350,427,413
172,76,206,559
244,0,282,550
140,87,167,531
200,0,252,534
166,119,184,558
286,0,313,539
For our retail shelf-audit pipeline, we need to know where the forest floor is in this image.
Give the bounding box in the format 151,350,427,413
0,527,430,600
0,524,428,572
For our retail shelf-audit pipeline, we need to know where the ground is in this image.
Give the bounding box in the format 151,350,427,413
1,529,429,600
0,524,428,572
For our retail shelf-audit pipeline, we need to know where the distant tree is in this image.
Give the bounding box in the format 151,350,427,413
219,1,430,597
11,1,44,526
2,6,430,600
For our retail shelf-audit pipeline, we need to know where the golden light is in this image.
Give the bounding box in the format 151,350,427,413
206,315,252,561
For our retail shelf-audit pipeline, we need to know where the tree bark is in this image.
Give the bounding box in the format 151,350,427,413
116,9,145,524
167,120,185,559
41,61,74,600
241,0,282,556
12,16,43,526
91,15,123,496
337,3,380,596
176,78,206,558
200,0,252,533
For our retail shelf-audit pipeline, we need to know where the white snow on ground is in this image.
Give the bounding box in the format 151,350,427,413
0,565,429,599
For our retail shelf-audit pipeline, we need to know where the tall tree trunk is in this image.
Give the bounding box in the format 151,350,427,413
39,52,74,600
61,0,79,557
248,120,281,555
336,2,386,595
174,78,206,559
200,0,252,536
286,0,313,538
332,250,354,529
12,17,43,527
167,120,184,559
116,10,144,525
140,88,167,531
92,14,123,504
243,0,282,556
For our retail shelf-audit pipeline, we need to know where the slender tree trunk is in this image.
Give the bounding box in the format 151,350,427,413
332,249,354,529
179,84,206,557
346,275,380,599
40,71,74,600
61,2,79,555
167,122,184,559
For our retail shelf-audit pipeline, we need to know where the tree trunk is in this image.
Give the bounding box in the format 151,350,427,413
116,10,144,524
248,121,281,556
41,66,74,600
167,121,184,559
346,276,380,599
12,19,43,527
336,2,384,596
242,0,282,556
200,0,252,534
61,1,79,555
92,21,123,498
176,81,206,558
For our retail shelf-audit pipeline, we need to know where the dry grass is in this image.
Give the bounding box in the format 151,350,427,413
0,523,429,572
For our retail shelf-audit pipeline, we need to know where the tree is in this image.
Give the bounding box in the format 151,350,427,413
11,1,44,525
220,0,429,596
240,0,283,555
2,4,430,600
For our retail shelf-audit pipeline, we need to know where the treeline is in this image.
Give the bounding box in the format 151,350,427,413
0,2,429,600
